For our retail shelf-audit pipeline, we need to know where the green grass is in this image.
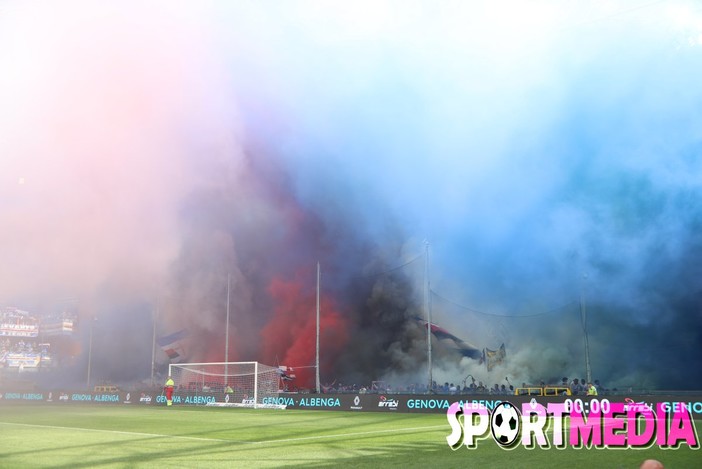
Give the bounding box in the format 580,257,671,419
0,405,698,468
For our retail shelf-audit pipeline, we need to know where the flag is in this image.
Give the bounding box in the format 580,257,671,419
157,329,189,362
485,343,506,371
417,318,482,360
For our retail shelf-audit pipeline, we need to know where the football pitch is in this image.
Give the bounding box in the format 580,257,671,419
0,405,699,468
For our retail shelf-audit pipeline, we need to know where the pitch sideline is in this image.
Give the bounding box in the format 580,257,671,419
0,421,447,445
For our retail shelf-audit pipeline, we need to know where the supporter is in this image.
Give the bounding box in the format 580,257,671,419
570,378,582,396
594,379,605,394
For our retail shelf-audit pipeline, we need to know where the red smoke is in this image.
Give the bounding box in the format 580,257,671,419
261,274,348,389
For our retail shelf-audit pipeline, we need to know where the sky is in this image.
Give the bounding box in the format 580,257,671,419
1,0,701,390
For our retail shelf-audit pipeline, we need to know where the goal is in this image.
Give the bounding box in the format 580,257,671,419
168,361,281,408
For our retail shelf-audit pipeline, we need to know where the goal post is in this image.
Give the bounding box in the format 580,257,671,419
168,361,281,408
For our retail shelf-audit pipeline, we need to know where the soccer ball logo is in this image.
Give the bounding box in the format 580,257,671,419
490,401,521,447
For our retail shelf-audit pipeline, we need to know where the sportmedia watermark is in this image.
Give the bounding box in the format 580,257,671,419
446,398,700,450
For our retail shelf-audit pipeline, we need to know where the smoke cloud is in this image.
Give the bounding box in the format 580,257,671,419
1,1,701,390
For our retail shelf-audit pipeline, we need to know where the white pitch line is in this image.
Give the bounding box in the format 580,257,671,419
249,425,448,445
0,422,233,443
0,421,447,446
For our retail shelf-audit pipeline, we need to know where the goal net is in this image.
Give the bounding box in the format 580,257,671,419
168,361,281,408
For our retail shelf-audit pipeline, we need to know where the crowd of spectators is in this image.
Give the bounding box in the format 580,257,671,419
562,377,607,395
1,339,47,369
319,377,609,395
321,380,511,395
1,309,38,326
1,339,39,354
1,309,52,370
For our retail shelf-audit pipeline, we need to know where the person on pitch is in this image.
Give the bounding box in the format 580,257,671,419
164,376,175,406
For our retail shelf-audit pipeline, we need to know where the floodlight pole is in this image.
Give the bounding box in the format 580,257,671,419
425,241,432,393
150,299,158,387
86,316,95,389
580,272,592,384
225,273,231,382
315,262,321,394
